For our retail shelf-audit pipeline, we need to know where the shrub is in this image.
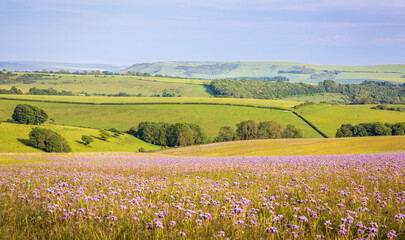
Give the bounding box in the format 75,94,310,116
29,127,71,152
81,135,93,145
12,104,48,124
99,129,111,141
138,147,145,152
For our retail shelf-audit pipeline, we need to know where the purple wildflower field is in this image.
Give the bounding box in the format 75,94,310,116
1,152,405,239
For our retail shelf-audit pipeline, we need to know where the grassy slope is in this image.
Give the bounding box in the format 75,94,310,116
296,104,405,137
0,100,321,138
159,136,405,157
124,62,405,83
4,74,211,97
0,122,160,153
0,95,300,108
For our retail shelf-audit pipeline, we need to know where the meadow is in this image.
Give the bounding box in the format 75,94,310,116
0,94,300,109
296,104,405,137
0,122,160,153
2,73,212,97
0,152,404,239
0,99,321,138
124,62,405,83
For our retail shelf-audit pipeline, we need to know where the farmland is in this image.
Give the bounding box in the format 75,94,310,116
1,152,404,239
296,104,405,137
123,62,405,83
0,73,211,97
160,136,405,157
0,123,160,153
0,99,321,138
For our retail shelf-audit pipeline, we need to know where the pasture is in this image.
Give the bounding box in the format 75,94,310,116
2,73,212,97
0,95,300,109
296,104,405,137
0,122,160,153
0,99,321,138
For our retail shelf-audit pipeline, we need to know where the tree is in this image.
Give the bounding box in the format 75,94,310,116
392,122,405,135
282,124,303,138
236,120,259,140
336,124,354,137
81,135,93,145
215,126,238,142
258,121,283,139
29,127,71,152
12,104,48,125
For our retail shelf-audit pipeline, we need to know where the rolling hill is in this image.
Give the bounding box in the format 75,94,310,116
122,61,405,84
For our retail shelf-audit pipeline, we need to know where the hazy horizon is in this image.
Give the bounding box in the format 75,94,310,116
1,0,404,65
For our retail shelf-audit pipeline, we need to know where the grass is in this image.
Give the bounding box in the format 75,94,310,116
0,122,160,153
124,62,405,83
159,136,405,157
0,94,301,108
296,104,405,137
0,100,320,138
281,93,350,103
4,73,212,97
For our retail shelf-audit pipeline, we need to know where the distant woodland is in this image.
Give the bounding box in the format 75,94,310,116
211,79,405,104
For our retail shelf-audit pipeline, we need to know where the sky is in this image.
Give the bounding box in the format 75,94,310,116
1,0,405,66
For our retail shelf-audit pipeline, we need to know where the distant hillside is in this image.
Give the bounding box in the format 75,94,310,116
0,61,126,72
122,61,405,84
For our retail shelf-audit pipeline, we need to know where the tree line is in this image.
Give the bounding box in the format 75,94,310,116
210,79,405,104
336,122,405,137
129,120,303,147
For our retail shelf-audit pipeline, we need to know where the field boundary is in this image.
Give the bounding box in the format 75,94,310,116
0,96,289,110
292,111,329,138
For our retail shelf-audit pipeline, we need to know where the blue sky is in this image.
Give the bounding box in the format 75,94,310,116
1,0,404,65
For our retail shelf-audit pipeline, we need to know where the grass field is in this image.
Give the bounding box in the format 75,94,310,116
0,94,300,109
296,104,405,137
0,122,160,153
0,99,320,138
159,136,405,157
281,93,350,103
3,73,212,97
123,62,405,83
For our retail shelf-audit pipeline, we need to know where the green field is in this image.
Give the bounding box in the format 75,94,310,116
3,73,212,97
159,136,405,157
0,122,160,153
0,99,321,138
0,94,300,109
296,104,405,137
281,93,350,103
123,62,405,83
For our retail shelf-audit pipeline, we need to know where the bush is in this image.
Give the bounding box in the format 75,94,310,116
138,147,145,152
99,129,111,141
12,104,48,124
81,135,93,145
29,127,71,152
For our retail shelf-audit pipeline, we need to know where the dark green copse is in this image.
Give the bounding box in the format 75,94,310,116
29,127,71,152
12,104,48,125
81,135,93,145
234,120,303,140
336,122,405,137
130,122,207,147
